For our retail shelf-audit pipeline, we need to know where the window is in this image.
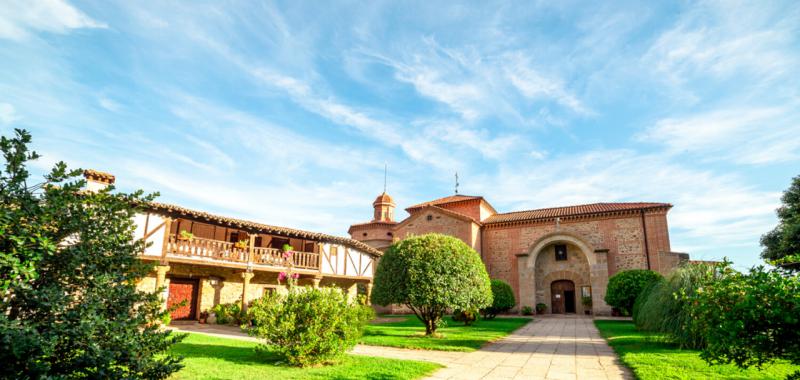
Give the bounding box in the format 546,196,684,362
229,231,239,243
555,244,567,261
304,242,315,253
254,236,263,247
269,237,289,249
362,232,368,237
387,232,393,237
581,286,592,298
426,214,433,221
330,246,338,257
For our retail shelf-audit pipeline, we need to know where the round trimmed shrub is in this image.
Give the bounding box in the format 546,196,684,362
481,279,516,319
372,233,492,335
604,269,662,315
245,287,373,366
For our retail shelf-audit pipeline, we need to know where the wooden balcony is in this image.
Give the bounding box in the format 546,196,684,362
165,235,320,271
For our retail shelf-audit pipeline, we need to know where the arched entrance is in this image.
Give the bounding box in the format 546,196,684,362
550,280,576,314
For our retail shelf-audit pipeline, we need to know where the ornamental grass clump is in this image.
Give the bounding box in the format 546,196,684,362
632,262,720,349
245,287,373,367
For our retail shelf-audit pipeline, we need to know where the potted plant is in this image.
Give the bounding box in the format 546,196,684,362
582,296,593,315
282,243,294,252
234,239,248,249
536,303,547,314
178,230,194,241
198,310,209,324
521,306,534,316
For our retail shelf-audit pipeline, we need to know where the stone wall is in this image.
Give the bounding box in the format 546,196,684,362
534,243,591,314
484,211,674,314
394,208,477,251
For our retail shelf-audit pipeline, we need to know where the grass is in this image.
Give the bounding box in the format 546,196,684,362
168,333,442,380
360,315,531,352
595,320,800,380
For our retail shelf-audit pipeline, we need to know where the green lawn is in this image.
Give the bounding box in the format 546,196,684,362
168,333,441,380
360,315,531,352
595,320,800,380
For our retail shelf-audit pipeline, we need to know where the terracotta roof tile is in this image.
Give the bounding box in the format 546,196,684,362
484,202,672,224
406,195,483,211
373,192,395,205
141,201,382,257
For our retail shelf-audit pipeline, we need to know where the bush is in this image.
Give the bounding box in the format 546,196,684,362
212,301,245,325
0,129,183,379
246,286,373,367
633,263,720,349
535,303,547,314
522,306,534,315
481,279,516,320
605,269,662,315
452,309,478,325
687,263,800,377
372,234,492,335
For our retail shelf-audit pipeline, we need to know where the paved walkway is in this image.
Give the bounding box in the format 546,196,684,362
169,315,632,380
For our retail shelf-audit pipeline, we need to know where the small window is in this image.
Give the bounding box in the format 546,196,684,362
426,215,433,221
229,231,239,243
330,246,338,257
362,232,368,237
387,232,393,237
254,236,263,247
304,242,315,252
555,244,567,261
581,286,592,298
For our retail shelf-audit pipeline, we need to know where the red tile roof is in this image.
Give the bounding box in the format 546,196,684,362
484,202,672,225
406,195,483,211
373,192,395,205
142,201,382,257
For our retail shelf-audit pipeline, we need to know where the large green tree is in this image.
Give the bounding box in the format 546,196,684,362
761,175,800,271
372,233,492,335
0,129,183,379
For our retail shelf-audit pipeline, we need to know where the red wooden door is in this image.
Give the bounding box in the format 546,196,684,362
551,280,575,314
168,278,198,320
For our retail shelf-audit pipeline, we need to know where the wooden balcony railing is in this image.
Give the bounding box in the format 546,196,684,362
165,235,320,271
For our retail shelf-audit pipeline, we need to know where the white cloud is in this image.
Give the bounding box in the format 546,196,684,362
98,96,120,112
0,103,19,124
0,0,106,40
644,1,799,87
638,105,800,164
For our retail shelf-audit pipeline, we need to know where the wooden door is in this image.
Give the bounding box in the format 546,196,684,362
168,278,198,321
551,280,575,314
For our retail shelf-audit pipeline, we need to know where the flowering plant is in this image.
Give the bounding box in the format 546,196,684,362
277,245,300,287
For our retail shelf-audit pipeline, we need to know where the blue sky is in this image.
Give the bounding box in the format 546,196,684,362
1,1,798,269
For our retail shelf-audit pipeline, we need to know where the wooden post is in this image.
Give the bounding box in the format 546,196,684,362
155,265,171,311
312,276,322,289
366,281,373,305
160,218,173,264
247,234,256,264
240,271,255,313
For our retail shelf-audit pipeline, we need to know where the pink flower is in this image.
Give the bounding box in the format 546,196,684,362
278,272,287,281
291,273,299,279
282,251,293,259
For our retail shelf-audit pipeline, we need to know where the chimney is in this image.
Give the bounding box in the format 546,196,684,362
83,169,115,192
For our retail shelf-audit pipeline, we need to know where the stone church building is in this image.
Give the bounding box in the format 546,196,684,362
349,193,688,315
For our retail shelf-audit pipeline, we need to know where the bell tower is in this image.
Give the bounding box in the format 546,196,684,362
373,192,395,222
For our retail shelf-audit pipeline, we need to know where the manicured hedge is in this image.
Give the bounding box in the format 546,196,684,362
604,269,662,315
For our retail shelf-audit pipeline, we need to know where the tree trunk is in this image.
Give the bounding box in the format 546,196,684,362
425,319,435,335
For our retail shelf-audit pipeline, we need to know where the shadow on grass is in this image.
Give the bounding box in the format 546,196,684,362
170,342,280,366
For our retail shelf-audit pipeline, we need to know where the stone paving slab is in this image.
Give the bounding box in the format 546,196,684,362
169,316,633,380
423,316,633,380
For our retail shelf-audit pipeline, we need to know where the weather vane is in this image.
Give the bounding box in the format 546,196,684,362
455,172,459,194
